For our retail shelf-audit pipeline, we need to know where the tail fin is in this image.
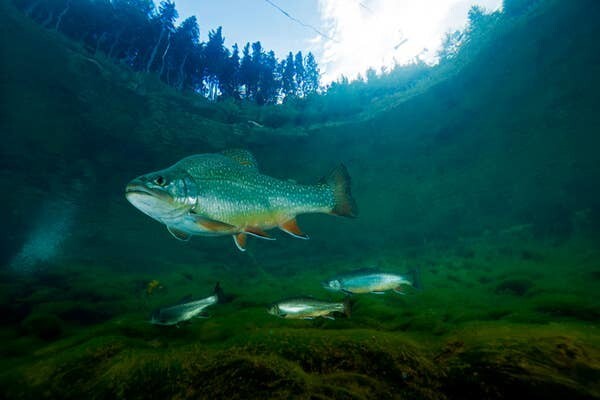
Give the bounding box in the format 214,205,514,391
213,282,226,303
321,164,358,218
406,268,423,290
343,297,354,318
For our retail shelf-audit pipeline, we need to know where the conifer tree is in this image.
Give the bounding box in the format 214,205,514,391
204,26,228,99
171,16,199,89
257,50,279,104
221,43,241,99
146,0,177,72
15,0,322,103
293,51,305,97
281,52,296,98
239,43,253,100
303,52,320,95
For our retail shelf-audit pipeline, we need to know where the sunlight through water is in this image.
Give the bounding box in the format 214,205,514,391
316,0,503,82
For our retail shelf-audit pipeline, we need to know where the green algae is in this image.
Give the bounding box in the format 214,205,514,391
1,322,598,399
20,313,64,341
1,236,599,398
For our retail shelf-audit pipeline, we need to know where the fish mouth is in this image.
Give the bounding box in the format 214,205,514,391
125,181,172,202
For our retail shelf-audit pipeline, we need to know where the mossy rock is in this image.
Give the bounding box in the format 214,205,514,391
3,324,600,399
494,279,534,296
442,335,600,399
58,306,114,325
20,313,63,341
533,295,600,321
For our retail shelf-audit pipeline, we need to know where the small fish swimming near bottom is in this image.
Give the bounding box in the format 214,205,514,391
267,297,351,320
323,268,422,295
151,282,225,326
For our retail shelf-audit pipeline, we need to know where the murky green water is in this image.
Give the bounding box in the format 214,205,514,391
1,1,599,398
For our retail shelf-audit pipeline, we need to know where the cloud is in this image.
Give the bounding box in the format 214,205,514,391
316,0,502,83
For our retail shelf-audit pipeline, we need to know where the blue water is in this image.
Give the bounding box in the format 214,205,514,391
1,1,599,399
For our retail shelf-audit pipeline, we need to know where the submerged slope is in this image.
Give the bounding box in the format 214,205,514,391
1,1,600,399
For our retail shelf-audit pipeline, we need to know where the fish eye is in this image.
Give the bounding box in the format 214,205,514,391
154,176,166,186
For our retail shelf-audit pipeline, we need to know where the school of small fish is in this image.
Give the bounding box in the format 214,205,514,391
149,268,421,326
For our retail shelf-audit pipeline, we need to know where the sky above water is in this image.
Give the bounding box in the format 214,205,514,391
157,0,503,82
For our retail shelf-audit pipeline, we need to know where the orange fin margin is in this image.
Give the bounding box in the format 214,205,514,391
245,227,275,240
279,219,309,239
233,233,247,251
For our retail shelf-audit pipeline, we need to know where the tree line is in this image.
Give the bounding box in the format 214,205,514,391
15,0,321,104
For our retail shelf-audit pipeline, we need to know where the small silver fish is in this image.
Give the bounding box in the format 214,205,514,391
322,268,421,295
151,283,225,326
267,296,351,320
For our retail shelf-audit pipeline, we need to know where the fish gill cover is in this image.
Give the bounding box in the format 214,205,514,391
0,0,599,399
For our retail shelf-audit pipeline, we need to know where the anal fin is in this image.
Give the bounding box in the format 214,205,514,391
245,227,275,240
233,233,247,252
279,218,309,239
167,226,191,241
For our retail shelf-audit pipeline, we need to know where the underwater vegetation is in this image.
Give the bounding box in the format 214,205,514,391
1,0,599,398
1,237,599,399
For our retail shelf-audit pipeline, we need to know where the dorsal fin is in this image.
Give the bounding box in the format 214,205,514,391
221,149,259,171
347,267,381,275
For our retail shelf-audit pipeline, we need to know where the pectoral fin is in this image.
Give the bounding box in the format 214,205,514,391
190,213,236,232
279,218,309,239
245,227,275,240
167,226,191,241
233,233,247,252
